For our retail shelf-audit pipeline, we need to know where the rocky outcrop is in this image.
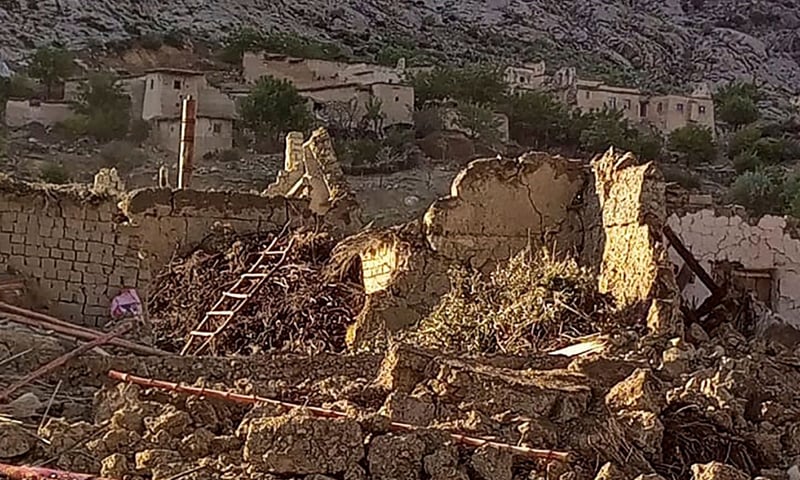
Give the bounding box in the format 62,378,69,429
1,1,799,113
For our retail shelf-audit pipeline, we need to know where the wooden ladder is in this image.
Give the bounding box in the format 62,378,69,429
180,227,293,356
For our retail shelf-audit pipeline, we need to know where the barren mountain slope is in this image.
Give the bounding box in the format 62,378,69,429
1,0,799,109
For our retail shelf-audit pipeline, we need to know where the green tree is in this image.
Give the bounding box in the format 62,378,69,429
667,124,716,164
411,64,507,107
505,91,572,148
732,150,761,173
73,73,131,141
240,76,312,142
453,102,502,145
28,46,74,99
753,136,800,164
578,109,635,154
714,81,760,128
728,169,783,216
628,126,664,161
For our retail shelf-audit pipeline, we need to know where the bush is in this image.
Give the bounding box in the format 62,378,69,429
55,116,89,138
163,30,185,48
753,136,800,164
219,148,240,162
453,102,502,145
402,249,615,355
728,169,783,216
663,165,702,189
727,124,762,157
732,150,761,173
128,119,150,143
411,64,507,107
139,33,163,50
219,27,264,64
413,106,444,138
39,163,70,184
667,124,716,164
99,140,146,171
0,74,36,101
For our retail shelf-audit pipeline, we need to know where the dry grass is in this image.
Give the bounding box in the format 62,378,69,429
403,248,615,355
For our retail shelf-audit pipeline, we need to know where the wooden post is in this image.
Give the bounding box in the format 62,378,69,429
177,95,197,189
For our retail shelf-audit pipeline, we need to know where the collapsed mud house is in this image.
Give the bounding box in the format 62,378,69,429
2,132,800,480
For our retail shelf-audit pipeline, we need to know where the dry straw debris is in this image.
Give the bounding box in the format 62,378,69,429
403,249,616,355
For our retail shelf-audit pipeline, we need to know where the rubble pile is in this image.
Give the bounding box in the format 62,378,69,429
149,228,365,355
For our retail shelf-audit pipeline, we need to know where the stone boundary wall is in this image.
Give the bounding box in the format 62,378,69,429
667,209,800,327
0,179,310,326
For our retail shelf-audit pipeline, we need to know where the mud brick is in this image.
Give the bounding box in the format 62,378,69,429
51,226,64,239
74,241,87,251
36,246,48,257
58,238,74,249
102,232,116,245
11,244,24,255
85,209,99,221
0,233,10,250
69,271,83,283
24,245,37,256
44,237,58,248
56,259,73,271
73,261,88,272
87,241,104,254
50,249,63,260
12,221,26,234
10,234,24,244
63,250,76,261
71,290,86,304
39,216,54,229
16,212,29,225
89,230,102,242
23,257,40,268
75,228,90,241
90,252,103,264
41,258,55,271
114,245,128,256
76,252,89,263
58,288,72,301
52,217,64,229
87,263,103,274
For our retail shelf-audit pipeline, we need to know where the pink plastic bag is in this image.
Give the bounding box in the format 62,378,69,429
110,289,142,319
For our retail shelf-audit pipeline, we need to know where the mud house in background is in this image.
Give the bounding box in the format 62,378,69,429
242,52,408,88
505,61,547,91
62,68,237,157
552,67,715,136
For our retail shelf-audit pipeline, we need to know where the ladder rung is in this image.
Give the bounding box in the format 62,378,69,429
223,292,249,299
189,331,215,337
207,310,234,316
242,273,271,278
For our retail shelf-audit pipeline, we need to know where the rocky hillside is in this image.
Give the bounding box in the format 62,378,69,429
1,0,799,111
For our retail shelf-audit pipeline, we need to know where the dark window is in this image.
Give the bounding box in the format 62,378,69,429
657,102,663,113
519,76,525,83
173,80,181,89
676,103,684,112
623,99,631,110
395,96,400,102
699,105,706,114
149,79,154,89
608,97,616,108
213,123,222,134
585,91,590,99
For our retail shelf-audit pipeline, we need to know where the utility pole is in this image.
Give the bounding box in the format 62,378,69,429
177,95,196,189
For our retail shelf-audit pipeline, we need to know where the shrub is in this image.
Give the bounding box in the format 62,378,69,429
663,165,702,189
219,27,264,64
402,249,615,355
128,119,150,143
413,106,443,138
727,124,762,157
728,169,782,216
163,30,185,48
99,140,146,171
219,148,240,162
667,124,716,164
732,150,761,173
753,136,800,164
55,116,89,138
139,33,163,50
0,74,36,100
453,102,502,145
39,163,70,184
505,90,573,148
411,64,507,107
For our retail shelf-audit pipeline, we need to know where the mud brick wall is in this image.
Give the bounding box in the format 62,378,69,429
667,209,800,328
0,179,309,326
424,153,585,272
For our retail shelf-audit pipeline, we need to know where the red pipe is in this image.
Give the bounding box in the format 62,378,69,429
0,463,118,479
108,370,571,463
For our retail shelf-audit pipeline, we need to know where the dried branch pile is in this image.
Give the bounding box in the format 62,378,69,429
149,229,365,355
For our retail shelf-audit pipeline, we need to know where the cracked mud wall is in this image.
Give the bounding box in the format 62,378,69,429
0,177,314,326
591,150,682,336
667,209,800,327
423,153,585,272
